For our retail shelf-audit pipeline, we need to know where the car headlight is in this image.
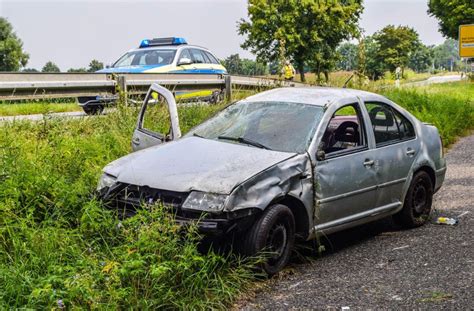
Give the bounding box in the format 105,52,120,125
182,191,228,212
97,173,117,191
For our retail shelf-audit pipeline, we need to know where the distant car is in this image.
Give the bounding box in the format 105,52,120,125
78,37,227,114
97,84,447,275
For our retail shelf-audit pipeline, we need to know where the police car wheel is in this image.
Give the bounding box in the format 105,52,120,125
83,105,104,115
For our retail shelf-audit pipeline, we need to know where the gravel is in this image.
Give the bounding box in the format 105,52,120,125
239,135,473,310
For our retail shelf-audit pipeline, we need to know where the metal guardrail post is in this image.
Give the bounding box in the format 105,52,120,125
225,75,232,102
117,75,127,105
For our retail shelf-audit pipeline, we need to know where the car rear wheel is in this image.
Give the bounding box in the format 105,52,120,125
83,105,104,115
394,171,433,228
242,204,295,276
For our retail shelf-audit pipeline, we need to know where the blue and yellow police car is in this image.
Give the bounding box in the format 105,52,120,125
78,37,227,114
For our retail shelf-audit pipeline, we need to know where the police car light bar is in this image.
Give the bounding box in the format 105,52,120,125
139,37,188,48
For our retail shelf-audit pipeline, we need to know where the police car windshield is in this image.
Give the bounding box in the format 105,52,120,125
114,49,176,67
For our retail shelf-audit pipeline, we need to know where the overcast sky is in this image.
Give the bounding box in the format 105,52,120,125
1,0,445,71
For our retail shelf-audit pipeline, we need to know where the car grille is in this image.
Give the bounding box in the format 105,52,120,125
106,183,189,217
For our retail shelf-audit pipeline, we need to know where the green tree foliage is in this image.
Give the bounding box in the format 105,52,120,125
88,59,104,72
372,25,420,76
41,61,60,73
67,67,88,73
238,0,363,82
409,44,434,72
432,38,461,71
336,42,358,71
428,0,474,39
222,54,267,76
363,36,385,80
0,17,29,71
22,68,38,72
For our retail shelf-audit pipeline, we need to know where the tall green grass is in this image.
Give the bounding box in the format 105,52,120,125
0,104,256,309
383,82,474,145
0,102,80,116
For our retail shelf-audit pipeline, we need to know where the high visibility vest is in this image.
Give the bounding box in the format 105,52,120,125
284,65,294,79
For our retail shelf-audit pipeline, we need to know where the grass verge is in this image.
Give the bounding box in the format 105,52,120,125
0,102,80,116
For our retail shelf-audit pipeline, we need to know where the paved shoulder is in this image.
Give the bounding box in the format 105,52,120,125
241,135,473,310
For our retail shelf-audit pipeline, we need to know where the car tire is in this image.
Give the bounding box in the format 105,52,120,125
394,171,433,228
242,204,295,276
83,105,104,115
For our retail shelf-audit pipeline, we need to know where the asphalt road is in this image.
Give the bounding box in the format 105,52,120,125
240,134,473,310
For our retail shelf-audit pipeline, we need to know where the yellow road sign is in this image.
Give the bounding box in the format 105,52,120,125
459,24,474,58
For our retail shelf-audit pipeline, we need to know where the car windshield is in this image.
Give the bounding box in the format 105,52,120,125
114,49,176,67
186,101,324,153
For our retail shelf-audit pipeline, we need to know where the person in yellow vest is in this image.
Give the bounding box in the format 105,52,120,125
282,60,296,81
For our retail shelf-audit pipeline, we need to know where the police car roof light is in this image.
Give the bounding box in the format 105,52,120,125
139,37,187,48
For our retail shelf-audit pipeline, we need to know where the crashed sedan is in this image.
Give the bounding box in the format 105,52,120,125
98,84,447,275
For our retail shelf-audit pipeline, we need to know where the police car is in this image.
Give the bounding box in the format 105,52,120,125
78,37,227,114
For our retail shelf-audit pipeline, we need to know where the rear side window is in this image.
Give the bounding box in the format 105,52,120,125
190,49,207,63
204,51,220,64
365,102,415,146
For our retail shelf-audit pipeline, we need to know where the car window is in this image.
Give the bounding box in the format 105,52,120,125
187,101,324,153
204,51,220,64
392,107,416,140
114,49,176,67
190,49,206,64
365,102,415,146
142,92,171,135
320,104,367,155
178,49,192,63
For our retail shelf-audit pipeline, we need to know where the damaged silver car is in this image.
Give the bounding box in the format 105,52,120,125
98,84,447,275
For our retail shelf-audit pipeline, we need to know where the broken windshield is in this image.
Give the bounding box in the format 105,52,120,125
186,101,324,153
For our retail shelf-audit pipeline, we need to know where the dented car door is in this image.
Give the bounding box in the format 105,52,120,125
132,83,181,151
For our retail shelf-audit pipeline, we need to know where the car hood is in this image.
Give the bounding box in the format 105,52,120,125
104,137,296,194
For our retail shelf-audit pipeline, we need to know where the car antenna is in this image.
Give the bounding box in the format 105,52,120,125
343,73,355,88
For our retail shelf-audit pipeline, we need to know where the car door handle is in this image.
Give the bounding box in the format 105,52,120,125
406,148,416,156
132,137,140,145
363,159,375,167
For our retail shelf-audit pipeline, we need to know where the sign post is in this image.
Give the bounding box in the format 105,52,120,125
459,24,474,58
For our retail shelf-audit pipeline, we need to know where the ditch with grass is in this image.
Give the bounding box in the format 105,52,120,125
0,81,472,309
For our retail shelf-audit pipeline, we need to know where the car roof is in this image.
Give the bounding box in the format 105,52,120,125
243,87,385,107
129,45,211,53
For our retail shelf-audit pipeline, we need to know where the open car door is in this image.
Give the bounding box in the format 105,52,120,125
132,83,181,152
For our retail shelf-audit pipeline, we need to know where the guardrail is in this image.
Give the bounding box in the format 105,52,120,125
0,73,307,101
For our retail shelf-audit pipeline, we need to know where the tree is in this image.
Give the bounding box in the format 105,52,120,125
409,44,434,73
363,36,385,80
0,18,29,71
336,42,358,71
42,61,60,73
88,59,104,72
432,39,461,71
22,68,38,72
238,0,363,82
67,67,87,73
372,25,420,76
222,54,268,76
428,0,474,39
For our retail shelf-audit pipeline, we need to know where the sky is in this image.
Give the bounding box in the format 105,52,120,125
1,0,446,71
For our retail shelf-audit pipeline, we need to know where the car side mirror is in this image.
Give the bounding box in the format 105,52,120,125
316,150,326,161
177,57,192,66
105,63,112,69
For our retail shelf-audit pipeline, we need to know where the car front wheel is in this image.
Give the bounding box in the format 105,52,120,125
394,171,433,228
243,204,295,276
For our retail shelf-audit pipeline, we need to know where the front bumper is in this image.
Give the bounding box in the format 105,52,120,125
98,183,259,235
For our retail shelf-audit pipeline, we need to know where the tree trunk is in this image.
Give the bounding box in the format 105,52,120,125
297,62,305,82
324,71,329,83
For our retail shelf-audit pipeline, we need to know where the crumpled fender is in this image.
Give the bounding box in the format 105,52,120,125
224,154,313,214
